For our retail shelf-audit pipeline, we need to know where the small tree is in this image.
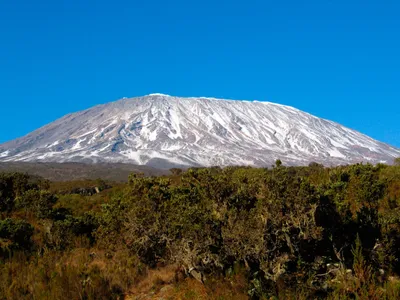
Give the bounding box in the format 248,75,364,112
275,159,282,168
0,218,34,252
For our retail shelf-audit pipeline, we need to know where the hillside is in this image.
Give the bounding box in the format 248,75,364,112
0,162,168,182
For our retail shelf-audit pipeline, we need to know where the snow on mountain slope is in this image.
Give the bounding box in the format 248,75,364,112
0,94,399,168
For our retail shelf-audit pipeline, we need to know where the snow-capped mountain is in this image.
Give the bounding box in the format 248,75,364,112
0,94,399,168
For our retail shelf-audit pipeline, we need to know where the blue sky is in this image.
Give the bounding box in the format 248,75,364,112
0,0,399,147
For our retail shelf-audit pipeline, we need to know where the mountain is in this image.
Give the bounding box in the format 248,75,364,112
0,94,399,168
0,162,168,182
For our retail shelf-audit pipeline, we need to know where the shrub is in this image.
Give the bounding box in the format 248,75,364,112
0,218,34,255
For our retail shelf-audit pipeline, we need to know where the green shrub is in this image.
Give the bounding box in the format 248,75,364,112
0,218,34,255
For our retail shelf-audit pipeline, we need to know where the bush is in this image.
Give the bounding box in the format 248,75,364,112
0,218,34,255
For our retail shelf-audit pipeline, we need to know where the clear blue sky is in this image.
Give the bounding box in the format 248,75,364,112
0,0,399,147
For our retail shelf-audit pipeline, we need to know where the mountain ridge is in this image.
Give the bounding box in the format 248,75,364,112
1,94,399,168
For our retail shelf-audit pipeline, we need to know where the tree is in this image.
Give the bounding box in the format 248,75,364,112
0,173,38,212
16,190,57,218
394,157,400,166
0,218,34,251
275,159,282,168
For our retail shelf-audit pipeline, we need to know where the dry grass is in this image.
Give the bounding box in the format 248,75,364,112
125,264,177,299
125,265,249,300
0,247,146,300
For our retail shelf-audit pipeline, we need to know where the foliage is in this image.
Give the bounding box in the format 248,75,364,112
1,163,400,298
0,218,33,255
0,173,43,212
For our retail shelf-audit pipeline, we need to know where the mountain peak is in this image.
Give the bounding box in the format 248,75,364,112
0,95,399,169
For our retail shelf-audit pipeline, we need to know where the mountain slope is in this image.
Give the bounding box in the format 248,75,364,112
0,162,168,182
0,94,399,168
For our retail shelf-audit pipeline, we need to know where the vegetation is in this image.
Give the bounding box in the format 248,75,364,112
1,162,400,299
